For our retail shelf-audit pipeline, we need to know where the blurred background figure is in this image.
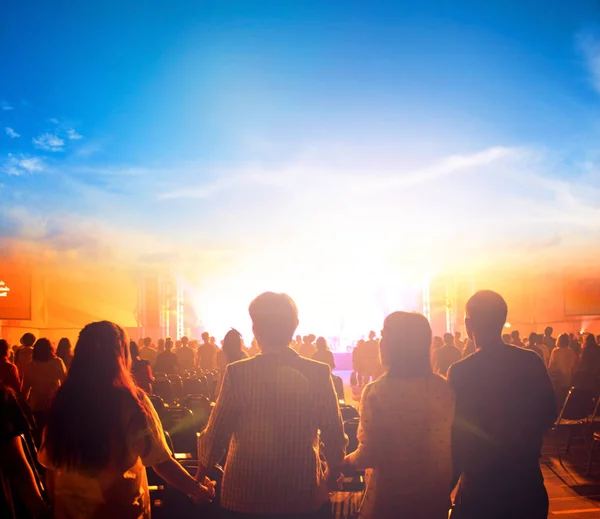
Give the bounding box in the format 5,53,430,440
130,340,154,394
56,338,73,371
312,337,335,370
21,338,66,429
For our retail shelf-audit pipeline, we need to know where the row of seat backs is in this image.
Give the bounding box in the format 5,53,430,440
152,375,217,404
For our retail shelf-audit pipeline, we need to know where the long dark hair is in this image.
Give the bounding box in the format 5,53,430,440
56,338,72,361
43,321,151,473
33,338,54,362
223,329,245,363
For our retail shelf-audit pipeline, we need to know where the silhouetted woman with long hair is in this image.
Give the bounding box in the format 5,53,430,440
574,333,600,391
312,336,335,370
21,338,66,428
39,321,214,519
56,338,73,371
217,329,248,390
344,312,454,519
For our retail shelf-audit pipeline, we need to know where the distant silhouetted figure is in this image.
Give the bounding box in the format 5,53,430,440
510,329,523,347
298,334,317,359
543,326,556,353
197,332,218,371
217,329,249,375
573,333,600,392
312,337,335,370
526,332,546,363
21,338,66,428
448,291,556,519
432,333,461,377
155,338,180,374
56,338,73,371
176,336,196,372
130,341,154,393
548,333,577,392
15,333,35,379
139,337,158,368
362,331,382,383
0,339,20,393
344,311,454,519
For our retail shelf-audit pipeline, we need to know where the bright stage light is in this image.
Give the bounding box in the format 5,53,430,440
186,249,431,351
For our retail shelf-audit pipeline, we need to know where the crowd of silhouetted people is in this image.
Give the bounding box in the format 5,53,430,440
2,290,600,519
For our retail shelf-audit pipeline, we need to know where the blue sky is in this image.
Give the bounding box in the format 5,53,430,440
2,0,600,269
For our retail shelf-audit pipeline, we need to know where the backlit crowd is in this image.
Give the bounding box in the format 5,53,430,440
2,290,597,519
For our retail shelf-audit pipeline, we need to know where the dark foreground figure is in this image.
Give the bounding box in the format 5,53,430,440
448,290,557,519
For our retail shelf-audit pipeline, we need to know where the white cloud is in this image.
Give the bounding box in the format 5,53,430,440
49,118,59,124
66,128,83,140
578,31,600,94
0,154,44,176
1,101,13,111
5,127,20,138
32,132,64,152
157,145,524,200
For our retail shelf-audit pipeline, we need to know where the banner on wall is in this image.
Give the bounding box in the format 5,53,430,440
0,263,32,320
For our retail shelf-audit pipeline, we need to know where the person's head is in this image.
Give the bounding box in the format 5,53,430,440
369,330,376,340
569,333,575,340
510,330,520,341
0,339,9,359
465,290,508,347
44,321,149,472
210,336,216,345
143,337,151,347
380,311,432,378
20,332,36,348
175,340,181,348
545,326,553,337
165,338,173,352
308,334,316,343
181,336,189,347
130,340,140,359
33,338,54,362
528,332,538,346
502,333,511,344
249,292,299,351
157,338,165,351
455,331,462,340
316,336,328,351
56,338,72,359
223,329,243,360
433,336,444,349
557,333,569,349
295,335,302,343
201,332,210,343
357,339,365,348
443,333,454,347
585,333,598,348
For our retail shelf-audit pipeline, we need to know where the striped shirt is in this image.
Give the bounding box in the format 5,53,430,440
198,347,347,514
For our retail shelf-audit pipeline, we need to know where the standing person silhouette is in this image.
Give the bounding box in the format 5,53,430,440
448,291,556,519
197,292,347,518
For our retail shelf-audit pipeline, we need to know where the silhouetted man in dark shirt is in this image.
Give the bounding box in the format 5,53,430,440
448,290,556,519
